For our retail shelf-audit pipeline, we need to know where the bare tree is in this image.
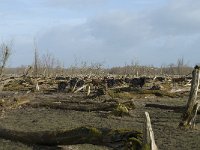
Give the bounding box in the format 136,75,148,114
33,40,39,77
42,52,54,77
90,62,104,75
177,57,185,75
168,63,175,75
40,51,63,77
131,58,139,76
0,42,12,76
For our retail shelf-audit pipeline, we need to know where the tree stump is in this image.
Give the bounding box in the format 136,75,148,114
143,112,158,150
179,65,200,128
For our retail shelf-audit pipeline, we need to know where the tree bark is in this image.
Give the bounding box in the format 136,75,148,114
179,65,200,128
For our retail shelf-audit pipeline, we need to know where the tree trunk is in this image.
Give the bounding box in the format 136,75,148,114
30,100,135,112
143,112,158,150
179,65,200,128
0,126,142,149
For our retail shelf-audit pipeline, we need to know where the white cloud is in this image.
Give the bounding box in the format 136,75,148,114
149,0,200,36
3,0,200,67
38,0,200,66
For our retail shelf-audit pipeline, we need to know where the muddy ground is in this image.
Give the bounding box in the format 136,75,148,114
0,91,200,150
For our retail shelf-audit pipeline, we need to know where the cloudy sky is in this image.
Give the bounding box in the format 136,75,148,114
1,0,200,68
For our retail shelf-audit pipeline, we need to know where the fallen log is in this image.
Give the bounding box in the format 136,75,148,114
0,126,142,149
30,102,117,111
145,103,200,114
136,90,181,98
145,104,184,113
111,87,181,98
30,100,135,113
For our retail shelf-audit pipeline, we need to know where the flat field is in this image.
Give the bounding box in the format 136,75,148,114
0,90,200,150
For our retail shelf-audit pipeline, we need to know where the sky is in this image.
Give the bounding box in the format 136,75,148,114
1,0,200,68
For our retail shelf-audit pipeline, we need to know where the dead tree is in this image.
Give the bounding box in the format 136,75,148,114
179,65,200,128
0,42,11,76
0,126,142,149
23,66,32,77
33,47,39,77
143,112,158,150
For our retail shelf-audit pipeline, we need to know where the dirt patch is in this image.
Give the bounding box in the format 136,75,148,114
0,91,200,150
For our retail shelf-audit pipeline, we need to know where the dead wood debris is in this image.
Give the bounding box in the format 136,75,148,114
0,126,142,149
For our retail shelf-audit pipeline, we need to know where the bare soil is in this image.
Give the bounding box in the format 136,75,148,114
0,91,200,150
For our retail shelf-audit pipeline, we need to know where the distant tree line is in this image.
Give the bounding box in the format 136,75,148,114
1,39,193,77
4,58,193,77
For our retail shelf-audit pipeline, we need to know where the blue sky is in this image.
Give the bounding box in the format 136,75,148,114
1,0,200,67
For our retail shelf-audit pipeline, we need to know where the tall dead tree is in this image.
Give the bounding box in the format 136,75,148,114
33,47,39,77
179,65,200,128
0,42,11,76
33,39,40,77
